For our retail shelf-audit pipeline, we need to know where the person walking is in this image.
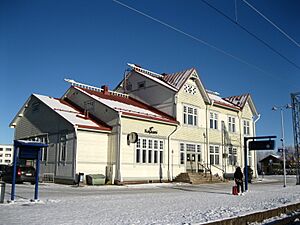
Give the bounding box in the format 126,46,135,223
234,166,244,195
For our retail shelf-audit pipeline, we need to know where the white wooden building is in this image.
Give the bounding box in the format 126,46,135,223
10,63,259,184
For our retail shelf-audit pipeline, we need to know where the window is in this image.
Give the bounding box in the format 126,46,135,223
60,135,67,162
183,84,197,95
159,141,164,164
5,160,10,163
210,112,218,129
180,143,185,164
142,139,147,149
148,150,152,163
135,138,164,164
228,147,237,165
197,145,201,162
228,116,236,133
154,150,158,163
186,144,196,152
160,151,163,163
142,150,147,163
148,140,152,149
136,149,140,163
209,145,220,165
5,154,11,157
243,120,250,136
138,81,146,89
0,154,2,157
0,148,3,151
180,143,201,164
183,105,198,126
5,148,12,152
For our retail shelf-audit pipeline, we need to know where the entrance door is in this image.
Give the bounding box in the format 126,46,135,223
186,153,196,172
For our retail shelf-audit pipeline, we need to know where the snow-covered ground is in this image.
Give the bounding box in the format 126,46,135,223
0,176,299,225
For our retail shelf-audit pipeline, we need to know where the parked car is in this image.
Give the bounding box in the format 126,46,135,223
0,164,9,179
2,165,36,184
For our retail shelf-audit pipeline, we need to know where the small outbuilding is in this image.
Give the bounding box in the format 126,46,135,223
259,154,283,175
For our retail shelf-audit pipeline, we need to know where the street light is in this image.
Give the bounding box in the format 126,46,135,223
272,104,292,188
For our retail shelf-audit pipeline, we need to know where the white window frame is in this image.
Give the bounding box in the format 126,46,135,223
135,138,164,164
180,142,202,164
209,145,220,165
243,120,250,136
228,147,237,166
210,112,218,129
228,116,236,133
183,105,198,126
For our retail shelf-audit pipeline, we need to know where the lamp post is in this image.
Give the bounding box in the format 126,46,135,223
272,104,292,187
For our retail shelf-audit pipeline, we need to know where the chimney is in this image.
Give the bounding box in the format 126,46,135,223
101,85,109,95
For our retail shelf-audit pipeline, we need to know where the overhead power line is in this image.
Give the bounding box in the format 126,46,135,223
242,0,300,48
113,0,297,89
201,0,300,71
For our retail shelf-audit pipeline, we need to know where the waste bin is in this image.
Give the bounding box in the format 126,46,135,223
86,174,106,185
0,181,5,203
78,173,84,183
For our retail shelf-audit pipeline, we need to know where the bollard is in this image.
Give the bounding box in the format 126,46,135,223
0,181,5,203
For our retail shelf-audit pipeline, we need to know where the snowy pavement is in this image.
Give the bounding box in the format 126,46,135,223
0,176,299,225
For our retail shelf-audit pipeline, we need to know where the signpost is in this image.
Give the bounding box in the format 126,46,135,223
244,136,276,191
10,140,48,202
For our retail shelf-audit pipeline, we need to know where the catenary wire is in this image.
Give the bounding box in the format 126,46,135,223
242,0,300,48
201,0,300,71
113,0,297,89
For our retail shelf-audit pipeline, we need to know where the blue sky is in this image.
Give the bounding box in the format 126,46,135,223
0,0,299,147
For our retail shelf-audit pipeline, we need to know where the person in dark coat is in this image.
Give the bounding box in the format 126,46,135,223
234,166,244,195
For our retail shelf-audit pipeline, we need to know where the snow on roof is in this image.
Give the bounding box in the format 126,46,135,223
34,94,111,131
207,92,240,110
74,87,178,124
259,154,282,163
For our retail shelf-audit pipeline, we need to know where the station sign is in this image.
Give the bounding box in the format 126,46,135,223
249,140,275,150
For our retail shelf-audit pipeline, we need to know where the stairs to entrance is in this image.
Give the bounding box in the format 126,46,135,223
173,172,223,184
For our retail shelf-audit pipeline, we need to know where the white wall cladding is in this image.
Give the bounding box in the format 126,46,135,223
76,130,109,175
120,117,178,181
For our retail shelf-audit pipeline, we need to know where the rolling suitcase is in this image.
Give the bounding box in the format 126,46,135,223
232,186,238,195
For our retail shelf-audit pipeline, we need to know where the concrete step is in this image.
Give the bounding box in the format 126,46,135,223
174,172,223,184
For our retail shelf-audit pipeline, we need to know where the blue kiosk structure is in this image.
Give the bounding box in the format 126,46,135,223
11,140,48,202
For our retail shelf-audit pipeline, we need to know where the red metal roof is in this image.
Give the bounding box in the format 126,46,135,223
224,94,250,108
162,68,195,90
